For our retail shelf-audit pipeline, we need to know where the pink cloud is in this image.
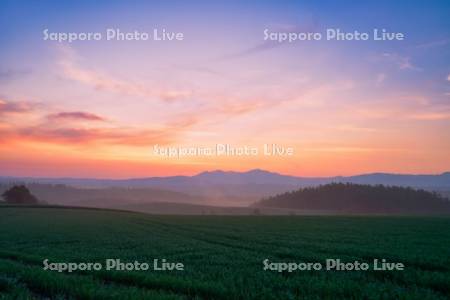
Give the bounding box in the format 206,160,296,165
0,99,36,115
47,111,106,122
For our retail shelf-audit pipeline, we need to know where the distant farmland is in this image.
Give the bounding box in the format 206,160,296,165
0,207,449,299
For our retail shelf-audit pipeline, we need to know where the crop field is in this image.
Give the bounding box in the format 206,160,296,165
0,207,449,299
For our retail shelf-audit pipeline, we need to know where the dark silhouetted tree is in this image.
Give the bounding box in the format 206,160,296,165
1,185,39,204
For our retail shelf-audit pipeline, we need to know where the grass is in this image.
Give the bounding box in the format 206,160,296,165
0,206,449,299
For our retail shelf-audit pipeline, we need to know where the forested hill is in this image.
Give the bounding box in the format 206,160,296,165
255,183,450,215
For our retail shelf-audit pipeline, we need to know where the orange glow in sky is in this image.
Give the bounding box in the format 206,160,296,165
1,2,450,178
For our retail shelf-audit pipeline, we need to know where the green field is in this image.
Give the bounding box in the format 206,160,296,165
0,207,449,300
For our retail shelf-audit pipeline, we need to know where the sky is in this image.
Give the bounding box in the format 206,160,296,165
0,0,449,178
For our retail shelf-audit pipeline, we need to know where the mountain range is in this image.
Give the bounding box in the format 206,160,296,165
1,169,449,206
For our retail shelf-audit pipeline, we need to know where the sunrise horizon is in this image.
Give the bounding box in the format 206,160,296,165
1,1,450,180
1,167,450,181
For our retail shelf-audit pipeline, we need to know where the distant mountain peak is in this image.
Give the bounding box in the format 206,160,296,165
197,170,221,175
2,170,450,192
197,169,276,177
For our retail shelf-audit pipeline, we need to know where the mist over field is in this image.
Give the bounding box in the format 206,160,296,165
2,170,449,215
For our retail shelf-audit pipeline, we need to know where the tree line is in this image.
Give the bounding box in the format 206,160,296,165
256,183,450,214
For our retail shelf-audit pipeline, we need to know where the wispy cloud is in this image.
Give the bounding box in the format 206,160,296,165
380,53,420,71
216,21,319,61
58,45,192,102
47,111,106,122
12,127,174,146
0,120,198,147
408,112,450,121
0,99,36,115
350,94,450,121
0,96,200,147
216,99,265,115
415,38,450,49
